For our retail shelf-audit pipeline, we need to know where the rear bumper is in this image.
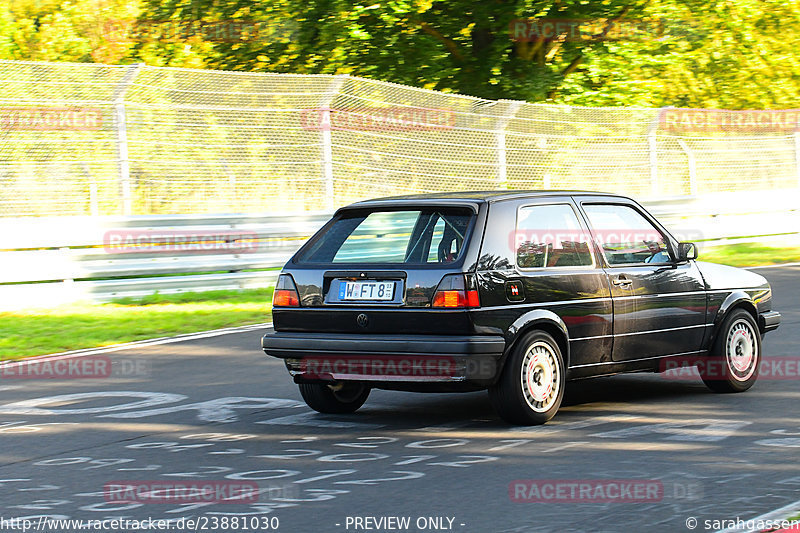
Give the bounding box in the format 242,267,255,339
759,311,781,333
262,330,506,383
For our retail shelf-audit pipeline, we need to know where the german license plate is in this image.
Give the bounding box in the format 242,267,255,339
339,280,395,301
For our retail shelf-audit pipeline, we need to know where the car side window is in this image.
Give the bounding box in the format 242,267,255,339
515,204,593,268
582,204,671,265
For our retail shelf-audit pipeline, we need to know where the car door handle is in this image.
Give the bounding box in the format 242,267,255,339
611,275,633,287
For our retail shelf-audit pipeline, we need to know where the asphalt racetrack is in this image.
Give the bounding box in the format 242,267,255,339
1,265,799,533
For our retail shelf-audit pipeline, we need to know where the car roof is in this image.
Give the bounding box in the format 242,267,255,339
345,190,622,208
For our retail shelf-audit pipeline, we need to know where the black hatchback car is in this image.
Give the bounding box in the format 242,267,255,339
262,191,781,424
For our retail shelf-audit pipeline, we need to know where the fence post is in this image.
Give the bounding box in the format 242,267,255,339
648,107,670,197
80,162,98,216
795,130,800,189
112,63,143,216
648,131,659,197
676,139,697,195
320,75,349,210
495,100,525,189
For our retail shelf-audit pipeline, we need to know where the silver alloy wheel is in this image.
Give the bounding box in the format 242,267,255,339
520,340,560,412
726,318,758,382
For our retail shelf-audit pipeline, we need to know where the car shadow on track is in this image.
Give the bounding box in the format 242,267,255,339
354,374,714,428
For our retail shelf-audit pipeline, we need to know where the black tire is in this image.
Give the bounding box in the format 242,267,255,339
701,308,761,393
299,382,370,414
489,330,565,425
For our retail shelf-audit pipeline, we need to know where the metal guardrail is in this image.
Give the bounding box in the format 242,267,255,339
646,188,800,244
1,191,797,309
0,212,331,309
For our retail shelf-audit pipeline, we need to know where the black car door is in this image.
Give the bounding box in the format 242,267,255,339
473,197,614,368
579,199,707,362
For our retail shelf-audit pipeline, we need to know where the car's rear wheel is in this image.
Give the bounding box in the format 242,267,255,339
701,308,761,393
299,382,370,414
489,330,565,425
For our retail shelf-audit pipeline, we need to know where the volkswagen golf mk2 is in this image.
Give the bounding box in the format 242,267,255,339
262,191,781,424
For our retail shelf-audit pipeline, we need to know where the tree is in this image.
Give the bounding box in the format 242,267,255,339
2,0,799,108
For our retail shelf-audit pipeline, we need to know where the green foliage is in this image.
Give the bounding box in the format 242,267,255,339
699,243,800,268
1,0,799,107
4,0,138,63
111,287,274,305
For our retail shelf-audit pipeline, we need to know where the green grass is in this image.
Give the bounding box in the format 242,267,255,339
771,512,800,532
699,243,800,267
0,288,273,361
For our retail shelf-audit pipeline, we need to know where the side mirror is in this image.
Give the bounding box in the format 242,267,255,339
677,242,698,261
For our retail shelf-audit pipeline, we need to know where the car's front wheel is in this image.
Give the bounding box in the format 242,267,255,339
701,308,761,393
299,382,370,414
489,330,565,425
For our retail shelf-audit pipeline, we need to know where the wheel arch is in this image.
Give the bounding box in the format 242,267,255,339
709,291,759,348
499,310,570,377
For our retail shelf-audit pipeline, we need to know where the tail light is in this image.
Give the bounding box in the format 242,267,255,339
273,274,300,307
432,274,480,308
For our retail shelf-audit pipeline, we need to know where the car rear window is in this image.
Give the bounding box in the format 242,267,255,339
296,208,475,264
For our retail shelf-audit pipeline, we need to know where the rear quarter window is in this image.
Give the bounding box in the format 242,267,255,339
515,204,593,268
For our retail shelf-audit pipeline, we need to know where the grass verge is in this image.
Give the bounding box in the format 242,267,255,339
0,288,273,361
699,243,800,268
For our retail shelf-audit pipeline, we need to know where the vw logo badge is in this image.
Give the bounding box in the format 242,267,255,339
356,313,369,328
